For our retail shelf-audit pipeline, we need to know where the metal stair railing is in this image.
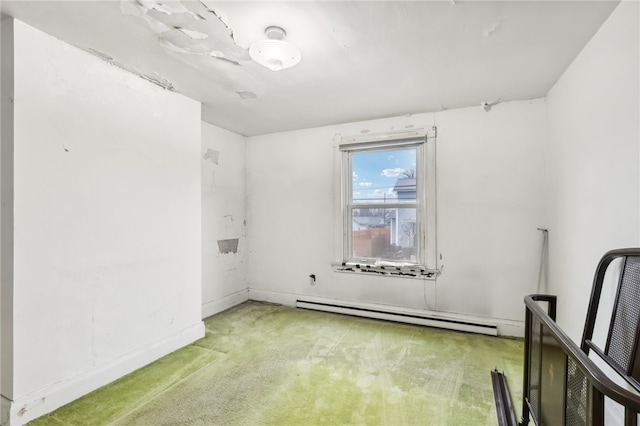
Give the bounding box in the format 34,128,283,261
517,294,640,426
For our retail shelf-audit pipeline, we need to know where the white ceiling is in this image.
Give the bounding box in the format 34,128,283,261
2,1,619,136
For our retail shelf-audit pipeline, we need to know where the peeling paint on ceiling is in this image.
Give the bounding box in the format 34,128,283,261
121,0,249,63
1,0,622,136
236,91,257,100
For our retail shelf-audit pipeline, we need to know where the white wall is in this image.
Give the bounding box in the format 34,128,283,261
201,122,248,318
246,99,546,330
544,1,640,342
1,17,16,425
436,102,546,322
4,20,204,424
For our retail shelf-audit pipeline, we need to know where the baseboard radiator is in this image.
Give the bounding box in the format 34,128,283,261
296,300,498,336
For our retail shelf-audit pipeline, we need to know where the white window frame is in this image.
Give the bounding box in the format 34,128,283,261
335,128,438,278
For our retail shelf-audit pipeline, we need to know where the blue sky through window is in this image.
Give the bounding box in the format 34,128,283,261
352,148,416,203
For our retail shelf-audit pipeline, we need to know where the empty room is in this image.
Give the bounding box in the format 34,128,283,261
0,1,639,425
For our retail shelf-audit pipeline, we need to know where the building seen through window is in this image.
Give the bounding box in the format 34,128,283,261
346,145,421,263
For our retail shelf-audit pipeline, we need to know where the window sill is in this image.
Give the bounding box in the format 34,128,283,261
332,261,440,280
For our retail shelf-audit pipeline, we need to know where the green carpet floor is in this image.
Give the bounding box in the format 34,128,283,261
29,301,523,426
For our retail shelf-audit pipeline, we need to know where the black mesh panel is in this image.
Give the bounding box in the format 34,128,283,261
607,256,640,371
566,358,588,426
530,317,542,422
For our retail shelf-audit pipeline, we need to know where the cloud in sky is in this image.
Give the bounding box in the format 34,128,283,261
352,171,358,180
381,168,407,177
370,188,398,199
358,182,373,187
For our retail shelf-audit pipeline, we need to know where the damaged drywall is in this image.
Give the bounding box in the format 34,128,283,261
121,0,250,64
217,238,239,254
203,147,219,195
201,144,241,255
203,148,219,165
201,121,247,318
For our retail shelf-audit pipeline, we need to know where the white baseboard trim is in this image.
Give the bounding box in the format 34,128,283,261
248,288,523,338
5,321,204,426
201,288,249,319
249,288,299,307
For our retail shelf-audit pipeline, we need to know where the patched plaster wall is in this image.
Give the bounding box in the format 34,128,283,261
201,121,248,318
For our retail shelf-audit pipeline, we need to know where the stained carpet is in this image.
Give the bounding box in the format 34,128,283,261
29,301,523,425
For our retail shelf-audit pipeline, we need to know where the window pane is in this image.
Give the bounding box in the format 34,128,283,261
352,148,416,205
352,208,417,262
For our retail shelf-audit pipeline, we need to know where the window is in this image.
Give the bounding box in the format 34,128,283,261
337,130,437,278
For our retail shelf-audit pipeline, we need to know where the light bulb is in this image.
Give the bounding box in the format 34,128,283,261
267,59,283,71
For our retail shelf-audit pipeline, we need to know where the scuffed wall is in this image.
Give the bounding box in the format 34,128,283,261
8,19,203,424
201,121,248,318
246,99,545,329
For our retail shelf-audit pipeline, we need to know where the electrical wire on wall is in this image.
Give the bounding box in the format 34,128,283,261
423,279,435,311
536,228,549,293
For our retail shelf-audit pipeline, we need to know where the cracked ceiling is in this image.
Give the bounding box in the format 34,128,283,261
1,0,620,136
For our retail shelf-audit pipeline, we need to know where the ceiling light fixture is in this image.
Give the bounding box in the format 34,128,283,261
249,26,301,71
